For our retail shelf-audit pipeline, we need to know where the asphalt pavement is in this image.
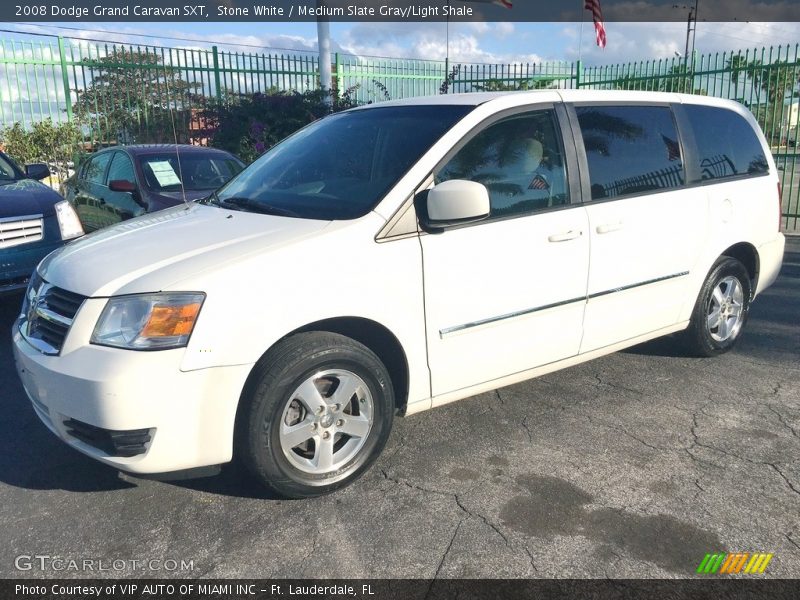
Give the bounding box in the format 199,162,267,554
1,237,798,579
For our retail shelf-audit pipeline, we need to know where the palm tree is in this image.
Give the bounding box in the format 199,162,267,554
726,54,749,102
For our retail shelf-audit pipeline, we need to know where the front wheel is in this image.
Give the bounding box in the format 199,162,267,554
683,257,752,357
236,332,394,498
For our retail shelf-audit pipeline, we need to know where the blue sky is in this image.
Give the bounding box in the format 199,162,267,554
6,20,800,65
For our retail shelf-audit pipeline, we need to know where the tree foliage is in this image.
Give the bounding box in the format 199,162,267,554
0,119,83,178
739,58,800,143
204,89,355,164
613,64,706,95
745,59,799,103
473,77,560,92
74,48,201,143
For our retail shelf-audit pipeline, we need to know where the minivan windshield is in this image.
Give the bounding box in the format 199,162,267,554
211,105,474,220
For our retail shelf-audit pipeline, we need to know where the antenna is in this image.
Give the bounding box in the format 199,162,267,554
161,51,188,205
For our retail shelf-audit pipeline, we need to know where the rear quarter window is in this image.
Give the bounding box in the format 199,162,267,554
85,153,112,185
682,104,769,182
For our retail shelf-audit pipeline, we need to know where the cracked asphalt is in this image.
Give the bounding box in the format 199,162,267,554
1,237,798,579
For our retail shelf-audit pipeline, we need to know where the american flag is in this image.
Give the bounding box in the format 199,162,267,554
662,134,681,162
584,0,607,49
468,0,512,8
528,174,550,190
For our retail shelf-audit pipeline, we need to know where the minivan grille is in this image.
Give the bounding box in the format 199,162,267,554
0,214,44,249
19,273,86,355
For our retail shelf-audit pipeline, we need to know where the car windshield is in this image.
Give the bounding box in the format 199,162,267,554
213,105,474,220
140,153,244,192
0,153,22,183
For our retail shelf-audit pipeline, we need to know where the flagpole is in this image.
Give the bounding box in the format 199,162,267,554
445,0,450,83
577,0,585,63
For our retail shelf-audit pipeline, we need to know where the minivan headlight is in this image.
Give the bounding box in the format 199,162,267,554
55,200,84,240
91,293,205,350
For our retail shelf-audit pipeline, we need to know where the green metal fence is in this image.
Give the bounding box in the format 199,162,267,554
0,36,319,141
0,32,798,229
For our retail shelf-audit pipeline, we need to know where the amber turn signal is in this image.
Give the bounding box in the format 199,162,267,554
141,302,202,338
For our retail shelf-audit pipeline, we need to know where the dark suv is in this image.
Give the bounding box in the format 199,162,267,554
0,151,83,294
63,145,244,232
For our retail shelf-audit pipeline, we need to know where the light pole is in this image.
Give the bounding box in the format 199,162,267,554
316,0,333,105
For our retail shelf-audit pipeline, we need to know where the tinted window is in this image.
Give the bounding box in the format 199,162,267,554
683,105,769,182
0,153,20,181
141,152,244,192
107,152,136,183
215,105,473,220
577,105,684,200
436,110,569,219
85,153,112,185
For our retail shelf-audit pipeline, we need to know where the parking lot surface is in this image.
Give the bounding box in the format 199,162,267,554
1,238,798,579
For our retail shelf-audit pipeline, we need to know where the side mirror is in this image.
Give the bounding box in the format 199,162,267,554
417,180,490,230
109,179,137,193
25,163,50,181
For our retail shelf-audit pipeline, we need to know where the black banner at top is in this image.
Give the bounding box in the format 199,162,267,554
4,0,800,23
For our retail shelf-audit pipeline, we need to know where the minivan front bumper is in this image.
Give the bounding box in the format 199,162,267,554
12,322,251,475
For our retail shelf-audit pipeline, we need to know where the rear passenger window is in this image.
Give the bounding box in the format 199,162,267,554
107,152,135,184
435,109,569,220
85,153,112,185
682,105,769,182
576,105,684,201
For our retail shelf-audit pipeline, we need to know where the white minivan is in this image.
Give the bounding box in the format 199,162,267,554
13,90,785,497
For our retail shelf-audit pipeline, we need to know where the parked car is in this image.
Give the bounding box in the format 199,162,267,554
0,151,83,294
13,91,785,498
62,145,245,231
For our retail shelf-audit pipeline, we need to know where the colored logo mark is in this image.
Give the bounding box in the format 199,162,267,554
696,552,773,574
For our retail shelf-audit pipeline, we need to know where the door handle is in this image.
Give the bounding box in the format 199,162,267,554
596,221,623,234
548,230,582,242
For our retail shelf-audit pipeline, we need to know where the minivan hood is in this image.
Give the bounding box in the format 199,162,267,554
0,179,62,218
38,203,332,297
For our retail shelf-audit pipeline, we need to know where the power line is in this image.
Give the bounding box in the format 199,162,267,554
701,28,799,48
10,22,319,54
3,22,455,64
714,21,800,40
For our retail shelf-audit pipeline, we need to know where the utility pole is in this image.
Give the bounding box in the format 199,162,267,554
316,0,333,106
683,0,699,70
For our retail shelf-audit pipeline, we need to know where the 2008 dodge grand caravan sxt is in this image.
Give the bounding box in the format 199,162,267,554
13,90,785,498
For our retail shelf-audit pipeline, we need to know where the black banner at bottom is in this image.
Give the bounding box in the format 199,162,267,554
5,579,800,600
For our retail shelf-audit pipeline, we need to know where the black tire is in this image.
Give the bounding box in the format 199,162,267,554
236,332,394,498
683,257,752,357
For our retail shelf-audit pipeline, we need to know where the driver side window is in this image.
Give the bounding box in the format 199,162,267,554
435,109,569,220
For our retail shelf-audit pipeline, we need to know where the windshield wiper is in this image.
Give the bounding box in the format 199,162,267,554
213,195,301,218
198,191,222,206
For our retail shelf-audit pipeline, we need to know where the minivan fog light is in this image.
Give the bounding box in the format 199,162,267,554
91,293,205,350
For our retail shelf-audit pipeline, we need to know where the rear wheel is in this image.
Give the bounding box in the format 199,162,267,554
236,332,394,498
684,257,752,357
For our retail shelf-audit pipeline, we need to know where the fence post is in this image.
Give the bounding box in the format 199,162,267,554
212,45,222,102
575,60,583,88
334,52,340,94
57,36,73,121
